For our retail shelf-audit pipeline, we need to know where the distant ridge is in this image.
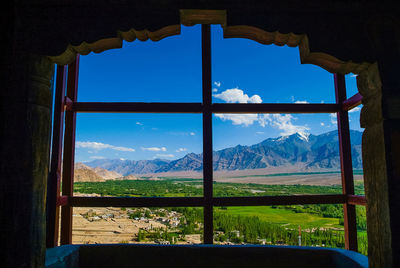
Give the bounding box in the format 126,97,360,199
84,130,363,176
74,163,140,182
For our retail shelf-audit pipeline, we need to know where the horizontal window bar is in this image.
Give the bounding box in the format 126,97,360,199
213,194,346,206
70,197,205,207
70,194,346,208
71,102,203,113
212,103,339,114
342,93,362,111
347,195,367,206
70,102,339,114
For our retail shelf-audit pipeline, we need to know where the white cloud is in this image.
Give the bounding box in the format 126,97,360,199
90,156,106,159
119,158,127,161
213,88,310,134
215,113,310,135
136,121,143,126
262,114,310,136
256,131,265,135
176,148,187,152
295,100,309,104
349,106,361,113
212,88,218,92
215,114,259,127
320,122,325,126
213,88,262,104
141,146,167,152
330,113,337,124
214,81,221,87
168,131,196,136
76,141,135,152
155,154,175,158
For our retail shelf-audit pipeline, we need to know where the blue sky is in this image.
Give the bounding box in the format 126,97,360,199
74,25,362,162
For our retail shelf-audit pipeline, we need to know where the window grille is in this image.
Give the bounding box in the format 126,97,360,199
46,25,365,251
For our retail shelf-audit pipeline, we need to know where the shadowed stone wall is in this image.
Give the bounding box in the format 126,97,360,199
0,52,54,267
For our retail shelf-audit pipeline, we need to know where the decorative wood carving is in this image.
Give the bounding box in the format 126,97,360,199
48,25,181,65
223,25,372,75
49,9,372,76
180,9,227,26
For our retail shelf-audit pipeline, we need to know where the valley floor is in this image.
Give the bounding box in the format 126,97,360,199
69,172,367,255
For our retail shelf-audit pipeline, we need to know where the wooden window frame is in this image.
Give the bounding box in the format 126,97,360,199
46,25,366,251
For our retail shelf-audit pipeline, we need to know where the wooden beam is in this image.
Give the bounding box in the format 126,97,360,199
64,96,73,111
202,24,213,245
213,195,346,206
342,93,362,111
60,55,80,245
212,103,339,114
71,102,203,113
46,65,67,248
70,102,338,114
56,196,69,207
69,195,346,208
335,73,358,251
70,197,204,207
347,195,367,206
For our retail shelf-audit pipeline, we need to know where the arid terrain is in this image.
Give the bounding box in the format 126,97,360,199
71,194,201,245
214,174,364,186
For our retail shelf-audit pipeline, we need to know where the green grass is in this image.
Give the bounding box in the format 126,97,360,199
215,206,342,229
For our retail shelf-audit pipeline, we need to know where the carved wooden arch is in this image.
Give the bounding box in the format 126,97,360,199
48,25,181,65
49,9,374,75
222,26,373,75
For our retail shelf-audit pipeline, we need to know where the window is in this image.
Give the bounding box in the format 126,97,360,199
47,25,366,252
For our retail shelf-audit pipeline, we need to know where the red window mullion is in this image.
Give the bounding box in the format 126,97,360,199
202,24,213,245
46,65,67,248
334,73,358,251
60,55,80,245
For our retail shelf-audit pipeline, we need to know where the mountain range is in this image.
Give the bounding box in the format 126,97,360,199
82,130,363,176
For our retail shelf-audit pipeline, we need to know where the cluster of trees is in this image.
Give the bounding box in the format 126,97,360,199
75,179,365,198
141,227,177,244
213,212,345,247
212,211,367,255
74,180,203,197
172,207,203,235
135,207,203,244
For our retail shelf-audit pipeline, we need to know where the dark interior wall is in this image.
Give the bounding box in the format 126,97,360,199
1,1,399,267
1,54,54,266
367,15,400,267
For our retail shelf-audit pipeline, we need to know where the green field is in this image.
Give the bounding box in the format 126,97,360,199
215,206,341,229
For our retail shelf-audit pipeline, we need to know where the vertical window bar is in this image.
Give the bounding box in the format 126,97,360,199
202,24,213,244
60,55,80,245
334,73,358,251
46,65,67,248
